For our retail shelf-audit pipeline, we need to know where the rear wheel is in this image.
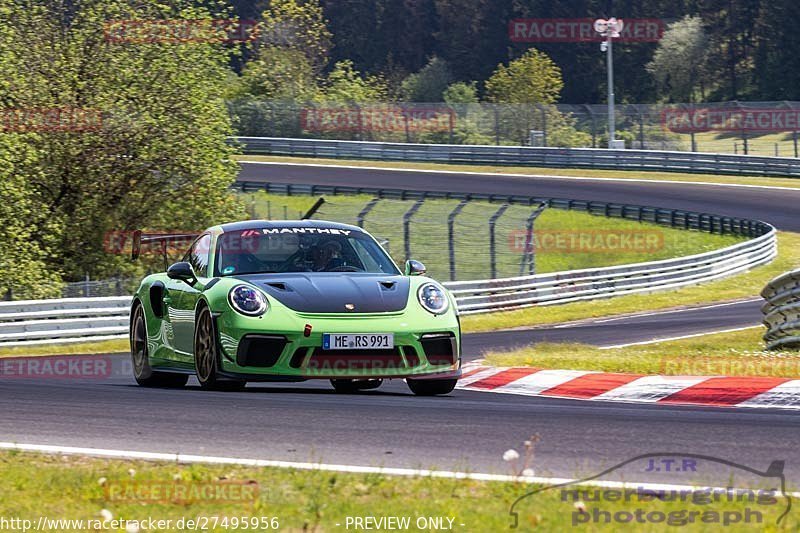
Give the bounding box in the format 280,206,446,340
406,378,457,396
330,379,383,393
194,306,247,391
130,303,188,388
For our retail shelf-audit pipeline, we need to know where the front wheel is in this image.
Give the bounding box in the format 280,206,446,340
406,378,457,396
130,304,188,388
194,306,246,391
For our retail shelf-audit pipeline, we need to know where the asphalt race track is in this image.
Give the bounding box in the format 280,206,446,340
4,162,800,489
2,360,800,487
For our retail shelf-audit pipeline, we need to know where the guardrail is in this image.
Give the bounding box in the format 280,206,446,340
762,271,800,350
0,297,131,347
1,183,777,344
234,137,800,178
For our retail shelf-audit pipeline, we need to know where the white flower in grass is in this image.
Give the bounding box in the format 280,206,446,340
521,468,535,477
127,468,136,478
99,509,113,522
172,473,182,481
574,501,587,513
126,523,140,533
503,449,520,462
97,477,107,486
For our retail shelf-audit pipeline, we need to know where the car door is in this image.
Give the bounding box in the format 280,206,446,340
166,233,212,360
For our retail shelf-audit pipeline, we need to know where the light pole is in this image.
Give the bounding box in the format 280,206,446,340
594,17,624,149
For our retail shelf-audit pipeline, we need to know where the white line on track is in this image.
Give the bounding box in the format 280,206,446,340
590,298,762,324
3,442,798,497
597,325,761,349
239,160,800,192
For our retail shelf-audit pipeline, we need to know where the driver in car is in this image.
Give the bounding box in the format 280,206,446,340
311,240,344,271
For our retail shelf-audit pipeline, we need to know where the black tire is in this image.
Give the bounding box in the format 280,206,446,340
194,306,247,391
330,379,383,393
130,303,188,388
406,378,457,396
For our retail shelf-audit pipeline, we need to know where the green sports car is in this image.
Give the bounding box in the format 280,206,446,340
129,220,461,395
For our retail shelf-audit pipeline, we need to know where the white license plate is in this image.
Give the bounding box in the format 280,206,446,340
323,333,394,350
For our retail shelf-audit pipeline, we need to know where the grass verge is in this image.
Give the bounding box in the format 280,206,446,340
484,327,800,378
235,154,800,190
461,231,798,333
0,451,793,532
0,339,128,358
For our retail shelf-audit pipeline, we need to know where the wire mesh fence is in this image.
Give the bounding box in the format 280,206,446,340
228,99,800,157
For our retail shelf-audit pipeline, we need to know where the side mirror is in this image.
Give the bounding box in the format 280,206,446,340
404,259,427,276
167,262,197,285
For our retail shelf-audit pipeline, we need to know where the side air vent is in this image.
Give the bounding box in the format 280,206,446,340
236,335,288,367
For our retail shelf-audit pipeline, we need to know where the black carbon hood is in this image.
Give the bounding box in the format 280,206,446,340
232,273,410,313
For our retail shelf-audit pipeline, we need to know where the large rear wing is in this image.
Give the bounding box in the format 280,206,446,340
131,230,199,269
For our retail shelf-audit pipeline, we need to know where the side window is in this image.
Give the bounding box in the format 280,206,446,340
184,234,211,277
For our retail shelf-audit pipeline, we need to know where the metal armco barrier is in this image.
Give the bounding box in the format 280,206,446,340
762,271,800,350
233,137,800,178
0,297,131,347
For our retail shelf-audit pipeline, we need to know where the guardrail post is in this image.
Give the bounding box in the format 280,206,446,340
447,199,470,281
488,204,510,279
356,198,381,228
403,199,425,262
519,202,548,276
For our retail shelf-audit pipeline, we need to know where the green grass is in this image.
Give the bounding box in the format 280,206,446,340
0,451,793,532
460,231,799,333
0,339,128,358
484,327,800,378
235,154,800,189
241,191,743,281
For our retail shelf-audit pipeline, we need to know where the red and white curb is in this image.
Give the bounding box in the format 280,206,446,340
457,363,800,409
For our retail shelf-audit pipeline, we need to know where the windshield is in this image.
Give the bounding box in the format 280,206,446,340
214,228,400,276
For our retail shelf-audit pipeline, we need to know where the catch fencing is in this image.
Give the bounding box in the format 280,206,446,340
228,100,800,156
762,271,800,350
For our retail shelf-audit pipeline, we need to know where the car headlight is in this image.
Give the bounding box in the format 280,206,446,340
228,285,268,316
417,283,449,314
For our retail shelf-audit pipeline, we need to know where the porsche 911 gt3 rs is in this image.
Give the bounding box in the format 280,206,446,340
129,220,461,395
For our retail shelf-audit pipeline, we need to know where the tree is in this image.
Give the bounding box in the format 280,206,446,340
0,0,243,283
399,57,453,102
321,60,388,102
443,82,479,104
258,0,332,74
647,16,709,102
485,49,563,104
240,47,317,100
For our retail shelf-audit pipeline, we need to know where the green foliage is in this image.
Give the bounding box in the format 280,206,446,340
0,0,244,285
240,46,317,100
485,49,563,105
443,82,479,104
258,0,332,74
321,61,389,103
647,16,709,102
0,136,62,299
398,56,454,102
